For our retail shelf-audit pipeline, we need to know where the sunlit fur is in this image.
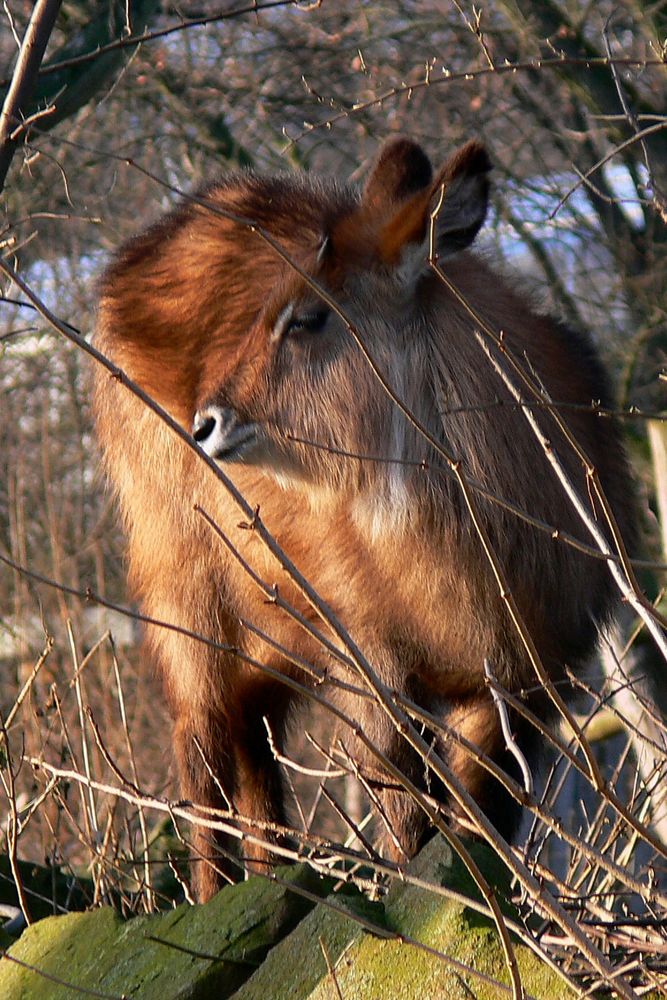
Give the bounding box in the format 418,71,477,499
95,138,636,901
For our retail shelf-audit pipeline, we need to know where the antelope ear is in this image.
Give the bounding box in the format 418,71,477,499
377,139,492,275
362,138,433,211
429,140,492,257
361,139,434,260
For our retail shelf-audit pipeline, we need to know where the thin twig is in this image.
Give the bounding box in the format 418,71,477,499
109,639,154,910
0,713,32,926
319,935,345,1000
0,950,124,998
484,659,533,795
286,56,667,145
0,1,307,88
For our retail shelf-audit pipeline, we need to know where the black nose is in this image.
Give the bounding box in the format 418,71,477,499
193,413,216,443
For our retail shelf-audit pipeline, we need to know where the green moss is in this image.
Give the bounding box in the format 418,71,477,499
232,837,579,1000
0,864,332,1000
1,841,658,999
231,889,385,1000
296,903,578,1000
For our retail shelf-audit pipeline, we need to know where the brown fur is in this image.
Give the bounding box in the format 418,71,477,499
94,138,636,900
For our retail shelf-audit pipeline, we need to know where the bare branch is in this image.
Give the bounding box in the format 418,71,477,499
0,0,62,192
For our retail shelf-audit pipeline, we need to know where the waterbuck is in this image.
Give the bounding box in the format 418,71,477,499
95,138,636,900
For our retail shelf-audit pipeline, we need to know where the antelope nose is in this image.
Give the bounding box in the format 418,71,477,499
193,406,257,461
193,411,216,444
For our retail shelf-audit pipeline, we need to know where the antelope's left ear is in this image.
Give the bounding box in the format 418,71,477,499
376,139,492,280
429,140,492,257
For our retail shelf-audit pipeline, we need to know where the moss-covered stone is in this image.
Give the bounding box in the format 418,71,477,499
232,837,579,1000
384,834,517,928
230,887,384,1000
304,911,573,1000
0,863,331,999
1,841,662,999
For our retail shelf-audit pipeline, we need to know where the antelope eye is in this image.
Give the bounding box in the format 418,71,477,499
285,308,329,336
